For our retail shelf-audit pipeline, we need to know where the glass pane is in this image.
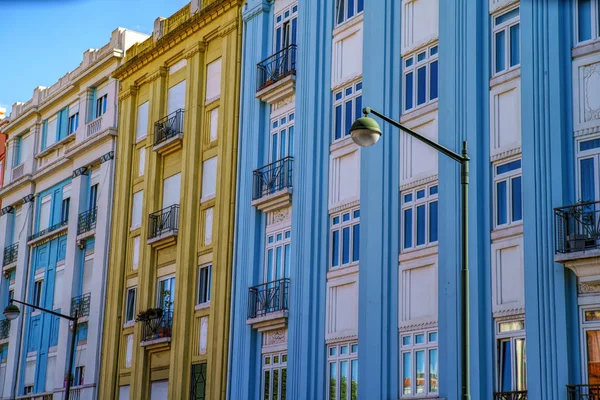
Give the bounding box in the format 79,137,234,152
282,368,287,400
581,158,595,203
351,359,358,400
581,138,600,151
430,186,438,195
332,230,340,267
402,336,411,346
340,361,348,400
330,347,337,356
416,350,425,393
500,340,512,391
429,201,438,242
496,159,521,174
430,60,438,100
345,101,353,139
405,72,414,110
497,181,507,225
417,52,426,62
579,0,592,42
417,67,427,105
354,95,362,132
284,244,290,278
352,224,360,262
347,0,354,20
335,105,343,140
403,353,411,394
343,213,350,222
587,330,600,385
510,24,520,66
268,249,274,282
495,30,506,73
415,334,425,344
357,0,363,13
585,311,600,321
330,362,337,400
341,345,348,355
272,133,278,162
499,320,525,332
417,190,425,199
280,129,287,158
342,227,350,264
404,209,413,249
429,349,439,392
515,339,527,391
276,246,282,281
404,193,413,203
416,205,426,245
289,126,294,157
512,176,522,222
273,369,279,400
495,7,520,25
264,370,271,400
429,332,438,342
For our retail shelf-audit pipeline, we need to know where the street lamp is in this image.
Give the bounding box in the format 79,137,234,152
3,298,79,400
351,107,471,400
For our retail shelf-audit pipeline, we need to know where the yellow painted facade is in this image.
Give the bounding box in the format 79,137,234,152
98,1,242,398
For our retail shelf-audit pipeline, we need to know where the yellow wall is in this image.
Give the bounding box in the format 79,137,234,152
99,1,242,398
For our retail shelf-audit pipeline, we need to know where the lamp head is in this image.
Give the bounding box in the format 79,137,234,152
350,116,382,147
3,303,20,321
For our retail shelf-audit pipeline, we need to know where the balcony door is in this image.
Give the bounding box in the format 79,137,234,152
274,5,297,53
265,229,291,284
270,113,294,163
157,276,175,311
582,308,600,385
162,173,181,210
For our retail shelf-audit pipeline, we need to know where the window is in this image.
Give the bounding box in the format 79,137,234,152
576,0,600,44
132,236,140,270
162,173,181,209
401,185,438,250
262,352,287,400
270,112,295,162
95,94,108,119
197,264,212,305
157,276,175,310
74,366,85,386
136,102,149,141
403,45,438,111
492,7,520,75
125,287,137,323
336,0,364,25
13,136,22,167
493,159,522,227
400,330,438,396
45,117,58,148
139,147,146,176
578,138,600,204
24,386,33,395
131,191,143,229
61,198,70,223
191,363,207,400
496,320,526,392
581,308,600,385
328,342,358,400
89,184,98,210
330,208,360,268
68,113,79,135
334,82,362,141
38,194,52,232
76,323,88,344
274,5,298,52
33,280,43,307
209,108,219,142
201,157,217,201
265,229,291,282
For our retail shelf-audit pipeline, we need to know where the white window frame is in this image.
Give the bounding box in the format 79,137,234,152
329,207,360,269
132,235,140,270
125,287,137,323
335,0,364,26
197,264,212,306
262,351,287,400
491,6,520,76
495,318,526,393
274,4,298,51
130,190,143,230
577,136,600,202
269,111,295,162
68,112,79,135
401,183,438,251
95,94,108,119
333,81,362,142
492,158,522,229
574,0,600,45
400,329,439,397
265,228,292,283
403,44,438,112
32,279,43,308
327,341,359,400
579,306,600,385
156,275,175,310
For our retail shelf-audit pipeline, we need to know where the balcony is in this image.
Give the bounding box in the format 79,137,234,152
493,392,527,400
247,278,289,332
251,157,293,212
148,204,179,246
28,220,69,243
555,201,600,277
3,243,18,267
139,309,173,346
87,116,103,138
77,207,97,237
153,109,184,154
11,163,25,181
0,319,10,340
71,293,91,318
256,45,297,104
567,384,600,399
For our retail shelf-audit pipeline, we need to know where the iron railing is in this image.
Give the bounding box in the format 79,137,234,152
77,207,97,235
140,310,173,342
247,278,290,319
70,293,91,318
69,388,81,400
257,44,297,91
555,201,600,254
493,391,528,400
154,109,185,146
252,157,293,201
3,243,18,266
0,319,10,340
567,384,600,399
148,204,180,240
28,220,69,242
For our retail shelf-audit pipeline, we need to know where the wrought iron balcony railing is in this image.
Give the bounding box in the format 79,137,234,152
555,201,600,254
71,293,91,318
257,44,297,92
148,204,180,240
77,207,97,235
567,384,600,399
140,309,173,342
252,157,293,201
0,319,10,340
154,109,185,146
493,391,528,400
29,220,69,242
69,388,81,400
248,278,290,319
3,243,18,266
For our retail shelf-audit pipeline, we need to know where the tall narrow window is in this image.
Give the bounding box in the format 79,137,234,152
496,320,526,393
95,94,108,119
403,45,438,112
582,308,600,385
197,264,212,305
68,112,79,135
157,276,175,311
493,7,520,75
270,112,295,162
33,280,43,307
125,287,137,323
493,159,522,228
89,184,98,210
400,330,438,397
330,208,360,268
333,82,362,141
190,363,207,400
274,5,298,52
38,194,52,232
61,198,70,223
328,342,359,400
262,352,287,400
265,229,291,282
401,185,438,250
131,191,143,229
335,0,364,25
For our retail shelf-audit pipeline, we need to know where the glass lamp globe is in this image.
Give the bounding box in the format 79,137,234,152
3,304,20,320
350,116,382,147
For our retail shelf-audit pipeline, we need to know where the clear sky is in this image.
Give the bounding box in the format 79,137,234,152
0,0,190,114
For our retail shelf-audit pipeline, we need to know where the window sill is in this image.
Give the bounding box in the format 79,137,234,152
195,302,211,311
123,321,135,329
399,243,439,263
573,38,600,59
327,263,359,280
333,12,364,37
491,222,523,242
400,101,439,124
35,133,76,159
490,67,521,88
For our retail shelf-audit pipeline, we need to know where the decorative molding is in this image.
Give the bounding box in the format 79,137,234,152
267,207,292,226
583,63,600,122
574,125,600,138
325,333,359,344
264,329,287,346
118,86,138,102
100,151,115,164
145,67,168,84
271,95,296,113
398,320,438,331
72,166,90,179
185,42,206,59
328,199,360,215
489,67,521,89
399,174,439,192
21,194,35,204
0,206,14,216
220,19,239,37
580,282,600,294
492,307,526,318
242,2,270,22
490,146,522,163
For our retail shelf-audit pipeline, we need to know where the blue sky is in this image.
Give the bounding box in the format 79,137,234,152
0,0,190,114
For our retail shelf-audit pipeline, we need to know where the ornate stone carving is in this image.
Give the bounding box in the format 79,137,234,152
267,207,291,225
145,67,168,84
272,95,295,112
579,282,600,294
264,329,287,346
584,63,600,122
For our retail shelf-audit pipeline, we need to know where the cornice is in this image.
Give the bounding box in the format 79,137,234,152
220,19,239,37
242,2,270,22
144,67,168,84
185,42,206,59
118,86,139,102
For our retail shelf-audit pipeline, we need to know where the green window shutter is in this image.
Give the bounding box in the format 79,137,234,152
41,120,48,150
89,88,97,123
13,137,21,167
59,106,69,140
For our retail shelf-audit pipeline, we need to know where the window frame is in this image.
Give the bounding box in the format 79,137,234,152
329,207,360,269
491,6,520,76
576,136,600,203
327,341,359,400
95,94,108,119
402,45,439,112
190,362,208,400
265,228,292,283
197,264,212,306
74,365,85,386
68,112,79,135
61,197,70,224
125,287,137,323
274,4,298,52
401,184,439,251
574,0,600,45
495,318,526,392
335,0,364,26
579,306,600,385
492,158,522,229
270,111,295,163
156,275,175,311
333,81,363,142
400,329,439,397
262,351,288,400
32,279,43,308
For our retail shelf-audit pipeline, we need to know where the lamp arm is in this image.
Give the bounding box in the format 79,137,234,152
9,299,76,322
364,107,468,164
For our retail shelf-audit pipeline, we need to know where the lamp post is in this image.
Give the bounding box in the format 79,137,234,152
350,107,470,400
4,298,79,400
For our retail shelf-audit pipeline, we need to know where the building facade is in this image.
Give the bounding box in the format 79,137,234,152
0,110,8,206
0,28,147,400
98,1,242,399
229,0,600,399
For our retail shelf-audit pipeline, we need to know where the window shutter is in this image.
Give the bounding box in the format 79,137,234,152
13,137,21,167
88,88,97,123
167,81,186,115
58,106,69,140
41,120,48,151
